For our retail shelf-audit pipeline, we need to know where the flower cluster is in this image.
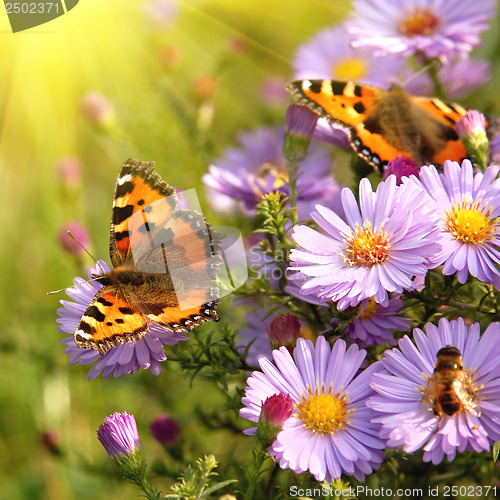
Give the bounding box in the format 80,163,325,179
55,0,500,493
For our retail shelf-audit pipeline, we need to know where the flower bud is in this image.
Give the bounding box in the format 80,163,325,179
283,105,318,164
257,393,293,447
383,155,419,184
150,413,181,447
58,221,90,258
456,110,489,171
266,313,301,351
81,91,114,126
57,156,82,189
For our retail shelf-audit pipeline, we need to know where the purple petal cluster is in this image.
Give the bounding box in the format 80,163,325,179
369,318,500,463
289,176,440,310
347,0,496,64
240,336,385,481
418,160,500,288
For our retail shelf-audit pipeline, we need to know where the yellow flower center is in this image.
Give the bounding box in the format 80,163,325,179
358,297,378,319
296,385,350,434
249,161,288,197
333,58,367,80
344,222,390,267
399,6,441,37
445,199,497,245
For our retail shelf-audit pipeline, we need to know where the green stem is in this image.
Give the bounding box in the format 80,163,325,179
135,477,161,500
286,158,300,227
424,57,446,100
244,447,268,500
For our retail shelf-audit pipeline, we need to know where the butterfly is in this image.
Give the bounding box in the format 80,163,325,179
74,159,222,355
287,79,468,173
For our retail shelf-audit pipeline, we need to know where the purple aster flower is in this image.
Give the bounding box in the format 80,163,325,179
369,317,500,463
347,0,496,64
240,336,385,481
97,412,141,459
202,126,340,219
57,261,189,380
335,297,411,347
293,24,405,88
289,175,441,310
418,160,500,288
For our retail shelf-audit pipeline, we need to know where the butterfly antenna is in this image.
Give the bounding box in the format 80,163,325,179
47,274,103,295
47,233,101,295
67,230,99,263
400,60,438,89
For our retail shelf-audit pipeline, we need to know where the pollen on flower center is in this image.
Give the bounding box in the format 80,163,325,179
333,58,367,80
399,6,441,37
296,385,350,434
445,200,496,245
344,222,390,267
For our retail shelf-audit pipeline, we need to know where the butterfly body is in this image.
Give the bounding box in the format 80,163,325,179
287,79,467,173
74,159,221,355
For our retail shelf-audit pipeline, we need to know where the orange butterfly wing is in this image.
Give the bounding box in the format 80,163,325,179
74,159,221,355
75,288,148,354
111,158,177,267
412,96,467,165
288,79,468,172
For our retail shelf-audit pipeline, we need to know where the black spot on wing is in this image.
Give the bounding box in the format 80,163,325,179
114,230,129,242
115,181,135,199
78,320,95,335
97,296,113,307
353,101,365,114
119,307,135,315
307,80,324,93
353,86,363,97
86,305,105,323
113,205,134,225
331,81,347,95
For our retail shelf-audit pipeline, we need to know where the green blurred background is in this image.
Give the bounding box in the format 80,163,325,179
0,1,348,498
